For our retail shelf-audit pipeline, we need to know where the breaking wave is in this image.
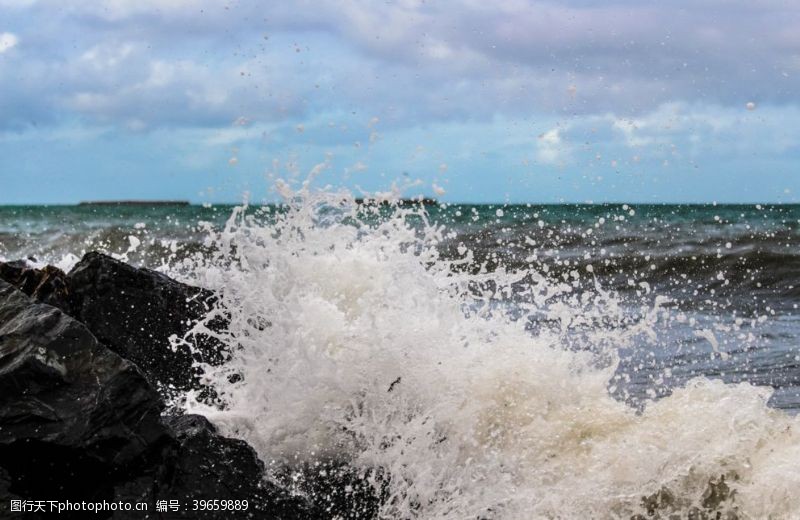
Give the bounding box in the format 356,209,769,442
166,184,800,518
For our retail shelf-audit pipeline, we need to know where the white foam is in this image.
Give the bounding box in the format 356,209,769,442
171,184,800,518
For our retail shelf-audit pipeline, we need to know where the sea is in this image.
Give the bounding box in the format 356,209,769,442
1,188,799,518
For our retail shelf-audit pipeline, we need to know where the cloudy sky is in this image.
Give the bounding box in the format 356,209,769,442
1,0,799,203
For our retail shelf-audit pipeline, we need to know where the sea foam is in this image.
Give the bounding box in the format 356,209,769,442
171,183,800,518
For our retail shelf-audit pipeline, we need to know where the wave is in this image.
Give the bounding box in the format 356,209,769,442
438,224,800,312
159,187,800,518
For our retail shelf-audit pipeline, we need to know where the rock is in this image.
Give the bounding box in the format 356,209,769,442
0,260,71,310
0,280,310,519
278,460,386,520
63,253,224,393
635,475,739,520
67,252,229,394
0,256,369,518
0,280,169,499
139,415,310,519
111,415,312,519
0,253,228,394
161,415,274,504
0,468,24,519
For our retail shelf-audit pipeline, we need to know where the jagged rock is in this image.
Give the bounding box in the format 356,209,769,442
279,460,386,520
0,253,228,393
111,415,311,519
0,280,310,519
0,256,368,518
162,415,277,505
67,252,228,393
0,280,168,500
0,260,71,310
154,415,308,519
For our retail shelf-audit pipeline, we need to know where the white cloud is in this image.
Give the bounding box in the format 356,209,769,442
80,42,135,69
608,102,747,153
536,127,568,165
0,32,18,53
5,0,800,133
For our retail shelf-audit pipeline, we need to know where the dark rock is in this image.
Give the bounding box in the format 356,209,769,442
0,280,310,519
68,253,225,390
111,415,312,519
0,467,24,519
146,415,309,519
67,252,229,394
0,256,368,519
0,260,41,293
0,253,228,394
0,260,71,310
0,280,169,499
278,460,386,520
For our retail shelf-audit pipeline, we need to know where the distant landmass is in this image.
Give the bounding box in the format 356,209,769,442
78,200,190,206
354,198,438,206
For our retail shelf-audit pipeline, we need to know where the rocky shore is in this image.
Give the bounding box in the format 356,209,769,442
0,253,367,519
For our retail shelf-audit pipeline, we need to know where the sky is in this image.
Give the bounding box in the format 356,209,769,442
1,0,800,204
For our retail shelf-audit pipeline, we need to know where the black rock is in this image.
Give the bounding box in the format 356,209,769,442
0,468,24,519
162,414,272,504
0,253,229,394
111,415,312,519
121,415,309,519
0,280,169,500
0,260,71,310
0,280,311,519
0,256,371,518
67,252,229,394
276,460,386,520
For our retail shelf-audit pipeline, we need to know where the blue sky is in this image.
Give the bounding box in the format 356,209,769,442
1,0,799,204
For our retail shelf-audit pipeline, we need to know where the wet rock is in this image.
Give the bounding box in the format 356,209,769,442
0,280,169,499
0,260,71,310
66,252,228,393
0,257,357,518
0,468,24,519
111,415,312,519
701,475,733,511
0,280,310,519
0,253,228,393
155,415,310,519
279,460,385,520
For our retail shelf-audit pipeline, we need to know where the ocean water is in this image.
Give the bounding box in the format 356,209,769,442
2,190,800,517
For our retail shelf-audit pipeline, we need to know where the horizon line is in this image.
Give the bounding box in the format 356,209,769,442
1,200,799,207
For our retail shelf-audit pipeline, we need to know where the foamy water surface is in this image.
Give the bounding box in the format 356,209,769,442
164,187,800,518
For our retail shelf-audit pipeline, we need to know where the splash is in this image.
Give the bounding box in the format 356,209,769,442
169,184,800,518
